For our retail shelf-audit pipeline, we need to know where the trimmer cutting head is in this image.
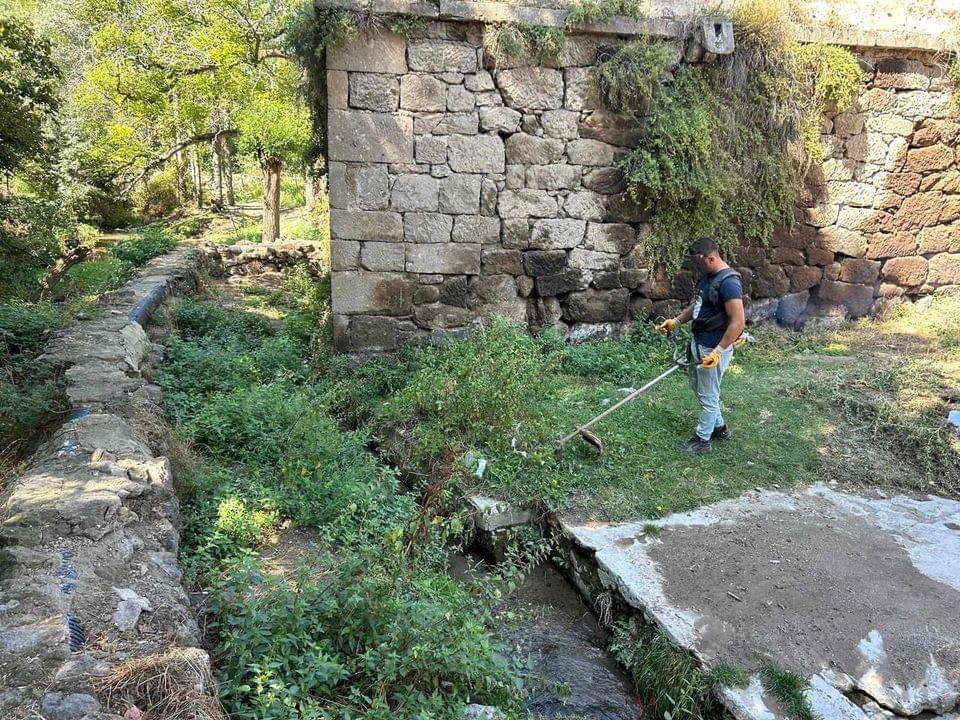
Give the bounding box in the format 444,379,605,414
576,427,604,454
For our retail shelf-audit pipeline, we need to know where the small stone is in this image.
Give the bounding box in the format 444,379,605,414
447,85,476,112
416,136,448,164
439,174,481,214
566,139,622,166
447,135,505,173
498,189,557,218
349,73,399,111
112,588,152,632
526,164,581,190
505,134,564,165
479,107,522,133
400,74,446,112
465,71,495,92
541,110,580,139
529,218,586,249
390,175,438,212
564,191,607,221
452,216,500,244
497,67,564,110
41,693,101,720
404,213,453,243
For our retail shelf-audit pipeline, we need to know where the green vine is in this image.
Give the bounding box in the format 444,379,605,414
565,0,645,29
482,22,566,67
601,7,860,272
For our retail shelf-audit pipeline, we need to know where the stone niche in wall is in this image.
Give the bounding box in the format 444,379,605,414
324,15,960,353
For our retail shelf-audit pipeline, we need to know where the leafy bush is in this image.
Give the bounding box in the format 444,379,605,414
565,0,644,28
58,256,132,300
0,300,62,354
483,22,566,67
133,165,181,219
109,226,177,266
211,555,523,720
597,41,677,116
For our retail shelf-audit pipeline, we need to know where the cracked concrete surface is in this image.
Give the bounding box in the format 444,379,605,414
563,485,960,719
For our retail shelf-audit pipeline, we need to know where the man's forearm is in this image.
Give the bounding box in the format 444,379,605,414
675,305,694,324
717,319,745,350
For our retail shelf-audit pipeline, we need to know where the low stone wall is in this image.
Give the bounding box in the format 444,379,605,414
0,248,214,719
323,12,960,351
203,239,326,278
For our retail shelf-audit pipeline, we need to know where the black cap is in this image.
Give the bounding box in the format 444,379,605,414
684,236,718,258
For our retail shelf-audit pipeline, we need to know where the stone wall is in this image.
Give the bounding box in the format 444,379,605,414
326,21,960,352
0,249,218,718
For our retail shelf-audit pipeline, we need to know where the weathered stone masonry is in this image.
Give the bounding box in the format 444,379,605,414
325,10,960,352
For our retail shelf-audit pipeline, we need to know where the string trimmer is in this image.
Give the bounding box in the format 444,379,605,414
557,328,750,454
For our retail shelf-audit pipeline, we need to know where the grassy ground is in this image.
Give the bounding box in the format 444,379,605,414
330,296,960,522
0,225,184,473
159,275,530,720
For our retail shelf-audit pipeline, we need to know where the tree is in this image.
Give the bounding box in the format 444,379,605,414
237,91,310,243
0,13,61,178
62,0,311,235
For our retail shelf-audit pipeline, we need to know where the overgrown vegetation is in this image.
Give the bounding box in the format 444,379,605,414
483,22,567,67
564,0,645,28
160,280,528,720
759,662,817,720
601,3,861,271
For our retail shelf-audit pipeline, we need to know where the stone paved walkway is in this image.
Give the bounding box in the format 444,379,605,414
563,484,960,719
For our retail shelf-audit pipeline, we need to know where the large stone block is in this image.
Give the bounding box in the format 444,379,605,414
927,253,960,285
541,109,580,139
482,248,522,275
469,274,518,306
479,106,522,133
858,87,895,112
497,67,563,110
448,85,476,112
563,191,607,221
818,280,875,317
328,111,413,163
505,134,565,165
866,231,917,258
818,226,866,257
751,264,790,298
567,139,621,166
502,217,530,248
536,269,588,296
603,193,647,223
825,181,876,208
413,302,474,329
391,174,439,212
921,170,960,193
331,272,414,315
523,250,567,276
865,114,915,136
465,70,495,92
422,112,480,135
563,67,598,110
439,173,481,213
838,257,881,284
582,167,627,194
894,90,952,120
350,316,399,352
447,134,505,173
526,164,581,190
529,218,586,249
416,136,448,164
885,172,922,196
361,241,405,272
904,144,953,174
584,223,635,255
882,256,927,286
349,73,399,111
406,243,481,274
895,191,945,229
569,248,618,270
452,215,500,244
913,119,960,148
563,288,629,323
786,265,823,292
832,111,863,137
776,291,810,327
327,31,407,74
328,70,348,109
498,189,557,218
329,163,391,211
580,110,642,147
331,239,360,271
331,209,404,242
404,212,453,243
918,224,960,253
408,40,477,73
400,74,447,111
804,203,839,228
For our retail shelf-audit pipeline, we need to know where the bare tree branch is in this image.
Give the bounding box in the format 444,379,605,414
119,130,237,196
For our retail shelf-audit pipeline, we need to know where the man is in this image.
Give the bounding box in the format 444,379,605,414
656,237,745,454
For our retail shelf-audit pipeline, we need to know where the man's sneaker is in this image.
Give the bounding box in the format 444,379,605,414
712,425,731,441
678,436,712,454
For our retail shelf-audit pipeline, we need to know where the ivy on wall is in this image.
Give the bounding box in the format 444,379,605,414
600,4,862,272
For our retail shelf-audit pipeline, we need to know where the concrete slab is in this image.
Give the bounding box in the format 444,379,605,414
563,485,960,719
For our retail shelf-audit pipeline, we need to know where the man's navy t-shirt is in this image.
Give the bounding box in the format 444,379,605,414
692,270,744,348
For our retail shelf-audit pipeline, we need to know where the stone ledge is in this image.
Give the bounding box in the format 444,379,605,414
315,0,952,51
0,246,214,718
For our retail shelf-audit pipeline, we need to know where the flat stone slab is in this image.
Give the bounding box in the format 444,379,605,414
563,484,960,719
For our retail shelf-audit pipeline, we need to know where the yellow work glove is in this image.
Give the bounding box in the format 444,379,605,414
656,317,678,335
700,349,721,369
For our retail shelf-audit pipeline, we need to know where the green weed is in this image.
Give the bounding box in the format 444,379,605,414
759,662,818,720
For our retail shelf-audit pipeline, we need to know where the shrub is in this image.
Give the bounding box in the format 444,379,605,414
0,300,62,354
565,0,644,28
109,226,176,266
211,555,523,720
134,165,181,219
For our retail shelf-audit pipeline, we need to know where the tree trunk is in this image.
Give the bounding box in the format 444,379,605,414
304,170,315,210
211,132,236,207
262,157,282,243
33,244,92,301
190,145,203,208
